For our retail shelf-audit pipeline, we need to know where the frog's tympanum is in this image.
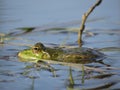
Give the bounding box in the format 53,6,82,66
18,42,105,63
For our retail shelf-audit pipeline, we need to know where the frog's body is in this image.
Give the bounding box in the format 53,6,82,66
18,42,104,63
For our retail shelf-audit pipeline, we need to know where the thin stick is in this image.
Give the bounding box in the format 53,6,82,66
78,0,102,46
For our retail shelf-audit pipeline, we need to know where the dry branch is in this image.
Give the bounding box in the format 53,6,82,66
78,0,102,46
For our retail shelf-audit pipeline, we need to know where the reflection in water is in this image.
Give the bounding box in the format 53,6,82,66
86,82,117,90
66,68,118,90
91,73,115,79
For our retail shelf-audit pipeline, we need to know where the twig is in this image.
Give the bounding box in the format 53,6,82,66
78,0,102,46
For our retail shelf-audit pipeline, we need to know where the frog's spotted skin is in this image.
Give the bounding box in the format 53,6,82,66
18,42,105,63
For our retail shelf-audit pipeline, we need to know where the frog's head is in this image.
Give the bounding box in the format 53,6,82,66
32,42,51,59
32,42,46,54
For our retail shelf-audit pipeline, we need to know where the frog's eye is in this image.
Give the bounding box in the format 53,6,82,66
34,47,38,50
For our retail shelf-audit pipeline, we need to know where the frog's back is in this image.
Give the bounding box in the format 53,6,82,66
56,47,105,63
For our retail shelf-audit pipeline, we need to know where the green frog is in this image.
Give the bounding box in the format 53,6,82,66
18,42,105,63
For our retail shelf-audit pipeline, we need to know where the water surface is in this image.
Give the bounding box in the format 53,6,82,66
0,0,120,90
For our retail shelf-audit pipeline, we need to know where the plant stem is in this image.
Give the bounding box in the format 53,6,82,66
78,0,102,46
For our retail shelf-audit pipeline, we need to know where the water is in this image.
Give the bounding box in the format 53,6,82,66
0,0,120,90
